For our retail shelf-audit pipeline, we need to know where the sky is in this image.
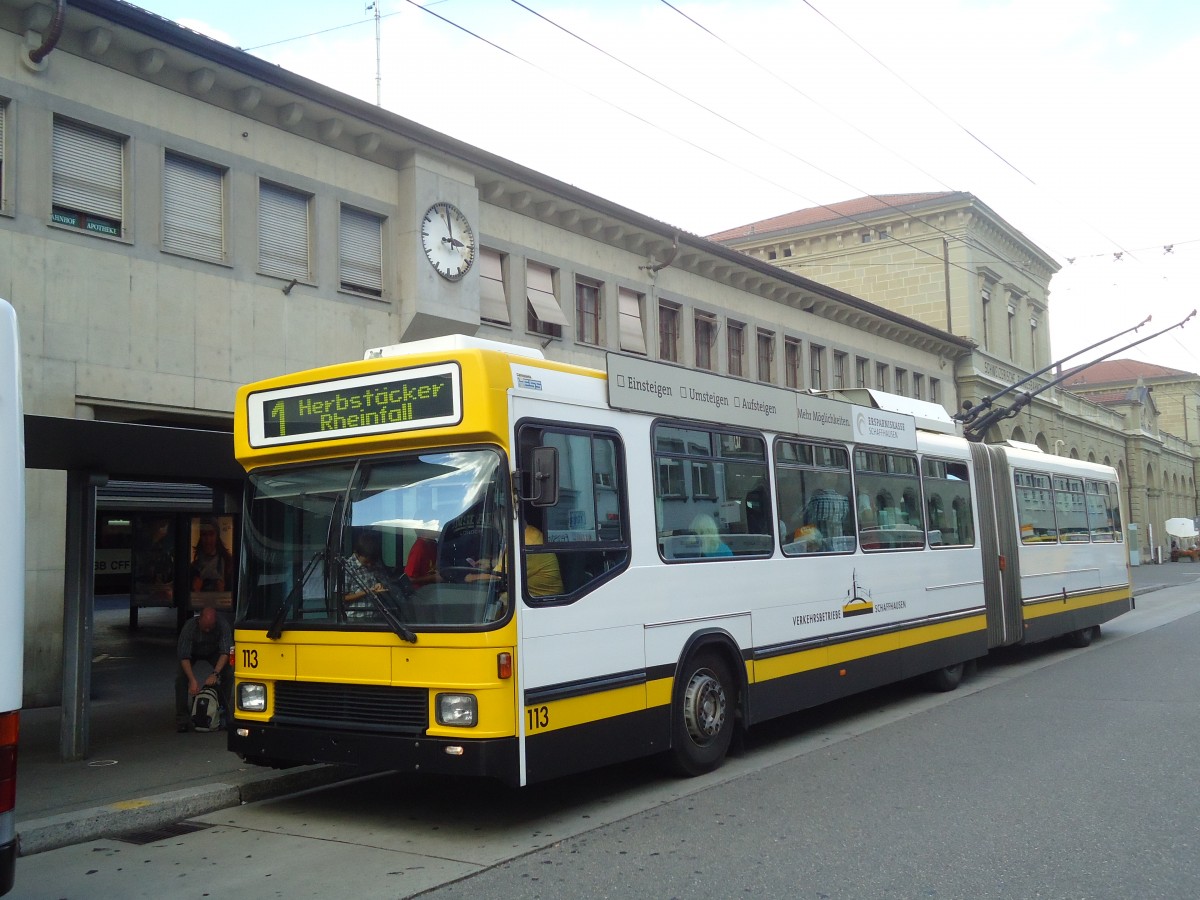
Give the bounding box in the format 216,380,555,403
131,0,1200,375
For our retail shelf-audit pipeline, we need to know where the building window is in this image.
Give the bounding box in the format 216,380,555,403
832,351,847,390
576,278,602,346
162,152,224,262
757,330,775,383
1007,298,1017,359
783,247,792,257
810,345,825,390
727,321,745,377
913,372,924,400
258,181,311,281
479,248,509,325
895,368,907,396
618,288,646,354
876,362,889,391
1030,315,1039,369
658,302,679,362
981,285,992,351
695,313,716,370
930,378,940,404
527,261,566,339
767,249,778,260
784,337,802,389
338,205,383,296
0,101,7,213
52,117,125,237
855,356,868,389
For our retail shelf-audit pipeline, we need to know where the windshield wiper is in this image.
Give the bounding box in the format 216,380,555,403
340,557,418,644
267,549,325,640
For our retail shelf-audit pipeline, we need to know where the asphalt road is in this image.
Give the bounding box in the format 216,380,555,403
11,574,1200,900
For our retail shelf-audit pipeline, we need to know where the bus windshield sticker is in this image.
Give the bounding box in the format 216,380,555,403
246,362,462,447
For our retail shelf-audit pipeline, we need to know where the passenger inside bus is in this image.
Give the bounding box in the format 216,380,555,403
465,504,563,597
690,513,732,557
343,529,391,615
404,533,440,585
800,475,851,544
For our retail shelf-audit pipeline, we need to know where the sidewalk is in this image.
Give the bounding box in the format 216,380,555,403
13,602,359,857
13,570,1193,858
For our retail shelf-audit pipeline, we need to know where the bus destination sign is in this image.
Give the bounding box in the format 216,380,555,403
247,362,462,447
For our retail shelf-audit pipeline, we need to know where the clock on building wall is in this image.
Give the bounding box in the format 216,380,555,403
420,202,476,281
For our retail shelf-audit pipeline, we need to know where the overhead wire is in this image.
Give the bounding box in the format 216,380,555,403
494,0,1041,281
222,1,1183,345
230,2,1157,282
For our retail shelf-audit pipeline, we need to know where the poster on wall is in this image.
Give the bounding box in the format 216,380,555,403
188,515,236,610
131,516,174,608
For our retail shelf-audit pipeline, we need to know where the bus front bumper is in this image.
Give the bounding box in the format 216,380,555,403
228,720,520,784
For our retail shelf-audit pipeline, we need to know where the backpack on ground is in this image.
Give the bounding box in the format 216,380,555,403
190,685,224,732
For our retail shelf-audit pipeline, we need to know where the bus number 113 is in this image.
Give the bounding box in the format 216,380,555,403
526,705,549,732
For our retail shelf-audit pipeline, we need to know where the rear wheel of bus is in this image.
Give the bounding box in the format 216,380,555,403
669,650,735,776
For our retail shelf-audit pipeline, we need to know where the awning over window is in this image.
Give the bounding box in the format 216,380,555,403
526,262,567,327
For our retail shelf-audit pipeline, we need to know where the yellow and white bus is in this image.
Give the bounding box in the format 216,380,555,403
1,298,25,896
228,336,1131,785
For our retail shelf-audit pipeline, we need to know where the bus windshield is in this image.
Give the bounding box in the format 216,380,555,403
238,448,510,631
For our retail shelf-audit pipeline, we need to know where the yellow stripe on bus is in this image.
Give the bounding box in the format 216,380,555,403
1022,586,1131,621
531,614,988,733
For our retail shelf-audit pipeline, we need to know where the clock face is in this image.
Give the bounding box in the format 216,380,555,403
420,202,476,281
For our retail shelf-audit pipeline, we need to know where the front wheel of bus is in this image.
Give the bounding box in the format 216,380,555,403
670,651,735,777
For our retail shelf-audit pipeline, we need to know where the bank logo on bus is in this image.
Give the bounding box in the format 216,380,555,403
246,362,462,447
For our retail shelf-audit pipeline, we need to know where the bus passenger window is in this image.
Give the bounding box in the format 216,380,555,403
518,425,629,600
1014,471,1057,542
1086,481,1119,542
654,424,773,561
854,449,923,550
922,458,974,548
776,439,853,555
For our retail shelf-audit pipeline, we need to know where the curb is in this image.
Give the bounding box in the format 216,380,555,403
17,764,360,857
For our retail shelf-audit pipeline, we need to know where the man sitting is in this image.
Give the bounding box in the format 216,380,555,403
175,606,232,732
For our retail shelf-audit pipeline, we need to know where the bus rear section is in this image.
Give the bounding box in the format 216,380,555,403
969,442,1132,650
1,298,25,896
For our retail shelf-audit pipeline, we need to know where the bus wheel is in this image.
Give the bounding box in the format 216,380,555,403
925,662,965,693
1064,625,1099,648
670,651,735,776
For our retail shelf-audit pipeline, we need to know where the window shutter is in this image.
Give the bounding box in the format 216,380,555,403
479,248,509,324
526,262,567,327
52,119,123,220
618,288,646,354
339,206,383,294
259,182,310,281
163,153,224,260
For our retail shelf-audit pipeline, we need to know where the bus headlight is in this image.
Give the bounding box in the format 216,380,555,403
436,693,477,727
238,682,267,712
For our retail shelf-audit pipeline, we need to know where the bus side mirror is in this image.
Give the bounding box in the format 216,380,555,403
522,446,559,507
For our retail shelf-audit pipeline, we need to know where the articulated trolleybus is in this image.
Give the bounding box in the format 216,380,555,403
229,337,1131,785
1,299,25,896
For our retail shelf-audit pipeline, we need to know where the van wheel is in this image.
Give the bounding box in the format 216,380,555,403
925,662,965,692
669,651,735,776
1065,625,1099,648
